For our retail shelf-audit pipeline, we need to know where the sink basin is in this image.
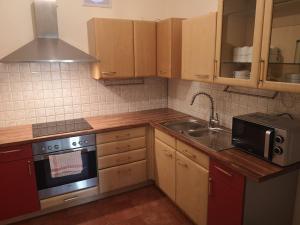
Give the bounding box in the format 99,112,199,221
188,127,230,138
187,128,232,151
160,118,233,151
162,119,207,133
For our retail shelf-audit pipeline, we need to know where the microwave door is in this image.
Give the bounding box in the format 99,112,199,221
232,119,275,159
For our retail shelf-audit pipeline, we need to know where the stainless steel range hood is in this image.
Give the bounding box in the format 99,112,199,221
0,0,98,63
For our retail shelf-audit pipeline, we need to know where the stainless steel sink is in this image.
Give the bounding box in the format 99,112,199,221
160,118,233,151
161,119,207,133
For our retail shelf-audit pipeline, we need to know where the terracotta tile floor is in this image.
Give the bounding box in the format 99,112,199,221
14,186,194,225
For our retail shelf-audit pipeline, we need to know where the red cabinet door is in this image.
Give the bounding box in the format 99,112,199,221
0,158,40,221
207,160,245,225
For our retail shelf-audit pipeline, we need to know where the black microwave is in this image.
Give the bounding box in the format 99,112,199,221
232,113,300,166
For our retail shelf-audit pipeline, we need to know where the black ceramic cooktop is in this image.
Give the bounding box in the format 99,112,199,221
32,118,93,138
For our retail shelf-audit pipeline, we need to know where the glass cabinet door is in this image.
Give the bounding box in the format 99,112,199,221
260,0,300,92
215,0,265,87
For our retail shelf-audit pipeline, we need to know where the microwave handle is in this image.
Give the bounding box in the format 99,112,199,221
264,130,274,159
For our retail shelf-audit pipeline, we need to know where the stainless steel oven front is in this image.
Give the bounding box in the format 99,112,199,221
32,134,98,200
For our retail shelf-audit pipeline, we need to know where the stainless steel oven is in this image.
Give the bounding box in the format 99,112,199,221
32,134,98,200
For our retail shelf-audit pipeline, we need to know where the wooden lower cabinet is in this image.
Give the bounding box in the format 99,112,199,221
176,152,209,225
154,138,176,201
99,160,147,193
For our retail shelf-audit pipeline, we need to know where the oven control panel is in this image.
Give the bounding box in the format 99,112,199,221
32,134,96,155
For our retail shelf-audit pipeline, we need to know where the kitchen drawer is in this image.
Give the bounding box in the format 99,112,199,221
97,137,146,156
210,160,245,190
40,187,99,209
155,129,176,149
176,140,209,169
0,144,32,163
97,127,145,144
99,160,147,193
98,148,146,169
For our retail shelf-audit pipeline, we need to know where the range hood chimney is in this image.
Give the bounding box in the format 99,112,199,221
0,0,98,63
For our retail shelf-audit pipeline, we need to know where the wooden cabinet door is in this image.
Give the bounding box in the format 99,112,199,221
207,160,245,225
0,158,40,221
134,21,157,77
259,0,300,93
157,18,183,78
176,152,209,225
182,13,217,83
154,138,176,201
214,0,265,88
88,18,134,79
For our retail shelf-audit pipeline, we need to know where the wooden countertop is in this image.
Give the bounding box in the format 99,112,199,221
0,108,299,182
151,116,300,183
0,108,187,147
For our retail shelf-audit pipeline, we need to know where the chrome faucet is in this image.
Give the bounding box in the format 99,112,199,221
190,92,219,128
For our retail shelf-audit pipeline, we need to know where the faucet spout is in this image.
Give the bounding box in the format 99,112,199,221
190,92,219,128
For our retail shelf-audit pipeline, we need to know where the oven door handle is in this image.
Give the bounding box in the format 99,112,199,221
264,130,274,159
33,146,96,161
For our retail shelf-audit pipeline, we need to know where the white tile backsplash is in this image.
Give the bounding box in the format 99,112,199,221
0,63,168,128
168,79,300,128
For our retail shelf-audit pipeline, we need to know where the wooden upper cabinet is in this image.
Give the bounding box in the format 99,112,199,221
214,0,265,88
88,18,134,79
182,13,217,83
157,18,184,78
134,21,157,77
259,0,300,93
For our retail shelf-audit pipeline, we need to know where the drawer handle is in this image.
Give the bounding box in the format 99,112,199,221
0,149,23,154
118,168,132,174
116,145,131,151
115,133,130,139
215,166,233,177
177,160,188,168
159,70,167,74
117,156,131,162
183,150,196,159
164,152,173,158
64,196,79,202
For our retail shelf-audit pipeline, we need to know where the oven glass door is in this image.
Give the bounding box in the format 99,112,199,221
34,148,97,199
232,118,275,159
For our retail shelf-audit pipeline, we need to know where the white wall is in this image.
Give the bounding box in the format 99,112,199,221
0,0,168,59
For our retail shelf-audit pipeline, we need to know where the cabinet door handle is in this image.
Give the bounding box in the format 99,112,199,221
183,150,196,159
164,152,173,158
64,196,79,202
102,72,117,76
0,149,23,154
208,177,213,196
27,161,32,176
215,166,233,177
177,160,188,168
259,59,265,85
159,70,167,74
214,59,218,78
194,74,209,79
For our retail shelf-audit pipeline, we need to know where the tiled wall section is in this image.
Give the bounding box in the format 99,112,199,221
0,63,168,128
168,79,300,128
